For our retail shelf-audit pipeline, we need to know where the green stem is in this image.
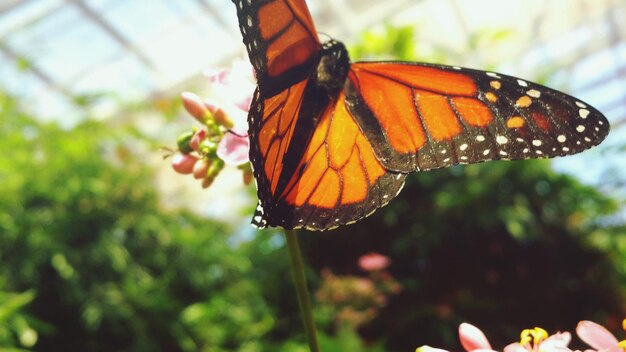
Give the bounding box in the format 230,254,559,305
284,229,320,352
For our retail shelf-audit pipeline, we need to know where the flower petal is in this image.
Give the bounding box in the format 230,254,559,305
217,131,250,166
415,345,449,352
543,331,571,348
459,323,493,351
576,321,619,351
503,343,529,352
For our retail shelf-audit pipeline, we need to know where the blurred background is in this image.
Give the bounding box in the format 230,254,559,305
1,0,625,351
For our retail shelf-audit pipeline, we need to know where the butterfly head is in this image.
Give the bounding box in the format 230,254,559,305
316,40,350,96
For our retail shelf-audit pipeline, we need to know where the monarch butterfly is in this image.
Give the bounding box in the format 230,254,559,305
232,0,610,231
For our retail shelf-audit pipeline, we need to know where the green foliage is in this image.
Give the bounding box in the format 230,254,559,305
0,92,277,351
0,290,38,350
349,25,416,61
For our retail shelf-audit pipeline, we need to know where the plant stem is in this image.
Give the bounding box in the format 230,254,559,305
284,229,320,352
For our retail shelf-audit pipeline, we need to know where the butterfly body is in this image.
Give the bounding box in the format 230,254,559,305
233,0,610,231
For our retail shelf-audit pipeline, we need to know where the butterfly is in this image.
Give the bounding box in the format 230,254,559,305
231,0,610,231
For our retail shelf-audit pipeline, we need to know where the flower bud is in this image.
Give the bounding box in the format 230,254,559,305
201,176,216,189
192,158,211,179
176,131,194,154
213,108,234,129
201,139,218,157
181,92,209,123
171,153,198,174
189,129,207,152
203,99,219,115
207,158,225,178
243,169,253,185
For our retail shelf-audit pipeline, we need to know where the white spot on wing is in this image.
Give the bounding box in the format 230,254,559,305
517,79,528,87
579,109,590,119
576,125,585,132
496,135,508,144
483,149,490,156
532,140,542,147
576,101,587,108
476,135,486,142
557,135,566,143
460,143,468,151
526,89,541,98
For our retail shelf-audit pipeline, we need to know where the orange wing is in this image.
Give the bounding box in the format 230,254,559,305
248,81,406,230
345,62,609,172
233,0,321,97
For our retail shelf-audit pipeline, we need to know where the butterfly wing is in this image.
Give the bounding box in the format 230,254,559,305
248,83,406,230
232,0,321,97
345,62,609,172
232,1,610,231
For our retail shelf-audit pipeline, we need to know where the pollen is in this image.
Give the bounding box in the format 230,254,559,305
485,92,498,103
506,116,525,128
490,80,502,90
520,327,548,347
516,96,532,108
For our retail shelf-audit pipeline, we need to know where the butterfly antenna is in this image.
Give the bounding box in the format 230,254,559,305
318,31,332,42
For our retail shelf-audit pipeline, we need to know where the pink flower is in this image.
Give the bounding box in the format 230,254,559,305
204,59,255,112
358,252,390,271
416,324,573,352
171,59,254,188
504,328,571,352
576,320,626,352
217,131,250,166
459,323,494,352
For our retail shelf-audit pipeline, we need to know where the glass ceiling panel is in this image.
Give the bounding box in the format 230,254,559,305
0,0,623,133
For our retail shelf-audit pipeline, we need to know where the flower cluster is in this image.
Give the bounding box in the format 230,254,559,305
170,62,254,188
416,319,626,352
315,253,401,329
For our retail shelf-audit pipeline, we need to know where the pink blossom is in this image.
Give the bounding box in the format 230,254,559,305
204,59,255,112
217,131,250,166
171,59,253,188
358,252,390,271
459,323,494,352
576,320,625,352
504,329,571,352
